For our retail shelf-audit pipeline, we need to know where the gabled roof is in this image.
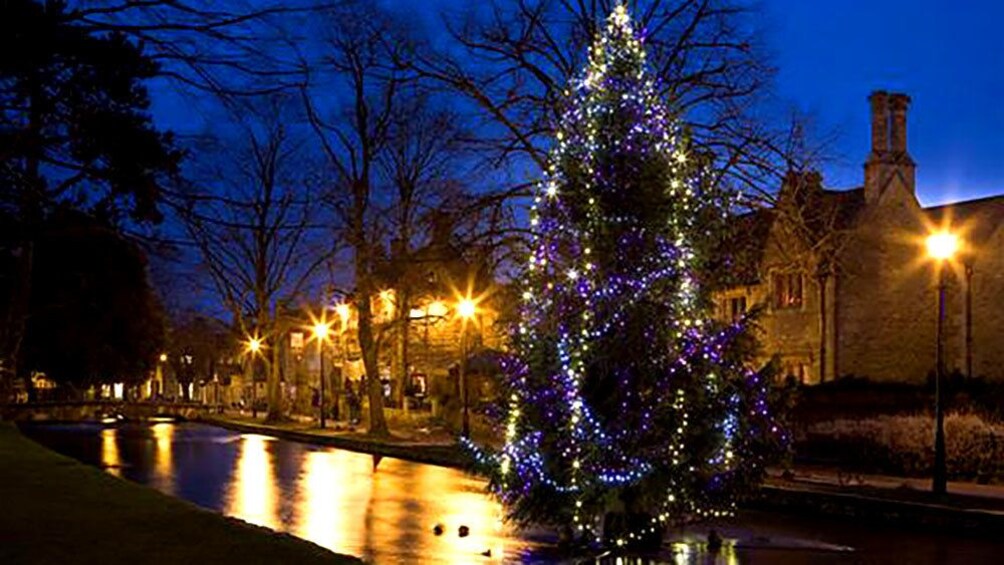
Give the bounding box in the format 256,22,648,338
707,207,774,287
820,187,867,231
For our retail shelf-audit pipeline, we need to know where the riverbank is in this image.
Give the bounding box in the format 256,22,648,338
0,423,361,565
201,413,470,468
202,413,1004,536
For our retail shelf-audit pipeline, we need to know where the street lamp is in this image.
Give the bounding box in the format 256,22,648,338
925,230,959,495
456,296,477,438
245,334,264,419
154,353,168,399
309,317,333,429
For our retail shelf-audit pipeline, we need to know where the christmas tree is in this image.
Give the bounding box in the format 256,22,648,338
466,2,786,549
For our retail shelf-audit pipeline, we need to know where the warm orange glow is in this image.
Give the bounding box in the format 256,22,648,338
245,335,263,354
457,298,476,319
226,434,280,530
100,428,121,478
926,232,959,261
311,321,331,340
293,449,372,556
427,300,448,318
379,289,396,318
158,352,168,363
151,423,175,494
335,303,351,326
306,309,334,342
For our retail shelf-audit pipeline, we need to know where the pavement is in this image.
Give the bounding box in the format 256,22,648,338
768,465,1004,506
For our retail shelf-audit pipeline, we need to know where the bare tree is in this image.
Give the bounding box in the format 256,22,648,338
177,103,328,421
416,0,782,202
64,0,331,99
376,94,475,409
299,1,416,436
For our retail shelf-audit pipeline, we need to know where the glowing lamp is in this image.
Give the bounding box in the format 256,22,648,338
457,298,476,319
926,232,958,261
247,337,262,354
312,322,331,340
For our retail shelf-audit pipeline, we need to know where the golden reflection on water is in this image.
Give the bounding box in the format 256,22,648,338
270,446,506,563
408,462,507,562
215,432,511,563
100,428,120,477
294,449,372,554
225,434,280,530
151,423,175,494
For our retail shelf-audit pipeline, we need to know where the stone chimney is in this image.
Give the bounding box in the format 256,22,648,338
889,93,911,154
869,91,890,157
864,91,915,203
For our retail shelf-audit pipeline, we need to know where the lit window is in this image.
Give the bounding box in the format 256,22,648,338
772,272,803,310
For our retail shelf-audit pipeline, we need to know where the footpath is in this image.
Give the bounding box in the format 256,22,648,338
0,423,361,565
202,412,1004,536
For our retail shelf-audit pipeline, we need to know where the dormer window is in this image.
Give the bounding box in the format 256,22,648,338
772,272,803,310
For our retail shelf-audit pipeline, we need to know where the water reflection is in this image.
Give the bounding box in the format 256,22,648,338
100,428,120,477
23,422,1004,565
294,448,372,554
150,423,175,494
225,434,280,530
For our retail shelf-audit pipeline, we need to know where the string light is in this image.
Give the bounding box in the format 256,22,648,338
471,1,784,547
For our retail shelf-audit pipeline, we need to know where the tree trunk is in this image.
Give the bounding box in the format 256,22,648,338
357,285,389,436
265,336,284,422
393,287,410,411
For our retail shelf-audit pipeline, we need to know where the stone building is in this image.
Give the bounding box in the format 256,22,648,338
715,91,1004,384
277,220,505,419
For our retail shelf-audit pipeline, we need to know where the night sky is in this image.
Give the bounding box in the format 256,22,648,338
150,0,1004,207
767,0,1004,205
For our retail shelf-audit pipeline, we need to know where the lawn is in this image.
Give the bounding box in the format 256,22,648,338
0,423,361,564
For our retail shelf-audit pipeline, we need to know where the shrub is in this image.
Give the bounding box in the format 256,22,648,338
798,412,1004,482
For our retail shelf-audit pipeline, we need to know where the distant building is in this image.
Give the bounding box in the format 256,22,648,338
714,91,1004,383
278,218,505,419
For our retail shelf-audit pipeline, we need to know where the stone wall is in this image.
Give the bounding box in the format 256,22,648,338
835,183,937,382
971,226,1004,379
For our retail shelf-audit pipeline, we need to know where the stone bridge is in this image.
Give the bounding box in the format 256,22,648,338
0,400,215,422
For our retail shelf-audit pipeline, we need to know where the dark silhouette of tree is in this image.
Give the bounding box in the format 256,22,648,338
300,0,417,437
0,0,180,393
21,209,165,388
178,100,327,422
417,0,784,202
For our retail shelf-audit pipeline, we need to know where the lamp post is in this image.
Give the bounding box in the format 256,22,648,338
155,353,167,399
456,297,477,438
245,335,264,419
310,318,333,429
336,303,351,418
926,231,958,495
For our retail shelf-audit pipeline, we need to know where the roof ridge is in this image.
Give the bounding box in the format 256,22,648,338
923,193,1004,211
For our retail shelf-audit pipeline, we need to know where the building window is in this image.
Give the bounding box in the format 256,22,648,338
772,272,803,310
729,296,747,322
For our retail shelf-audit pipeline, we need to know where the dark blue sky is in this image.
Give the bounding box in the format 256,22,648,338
766,0,1004,205
150,0,1004,206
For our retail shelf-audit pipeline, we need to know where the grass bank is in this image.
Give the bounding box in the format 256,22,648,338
0,423,361,565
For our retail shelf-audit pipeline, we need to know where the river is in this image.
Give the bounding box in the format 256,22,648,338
19,422,1004,564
